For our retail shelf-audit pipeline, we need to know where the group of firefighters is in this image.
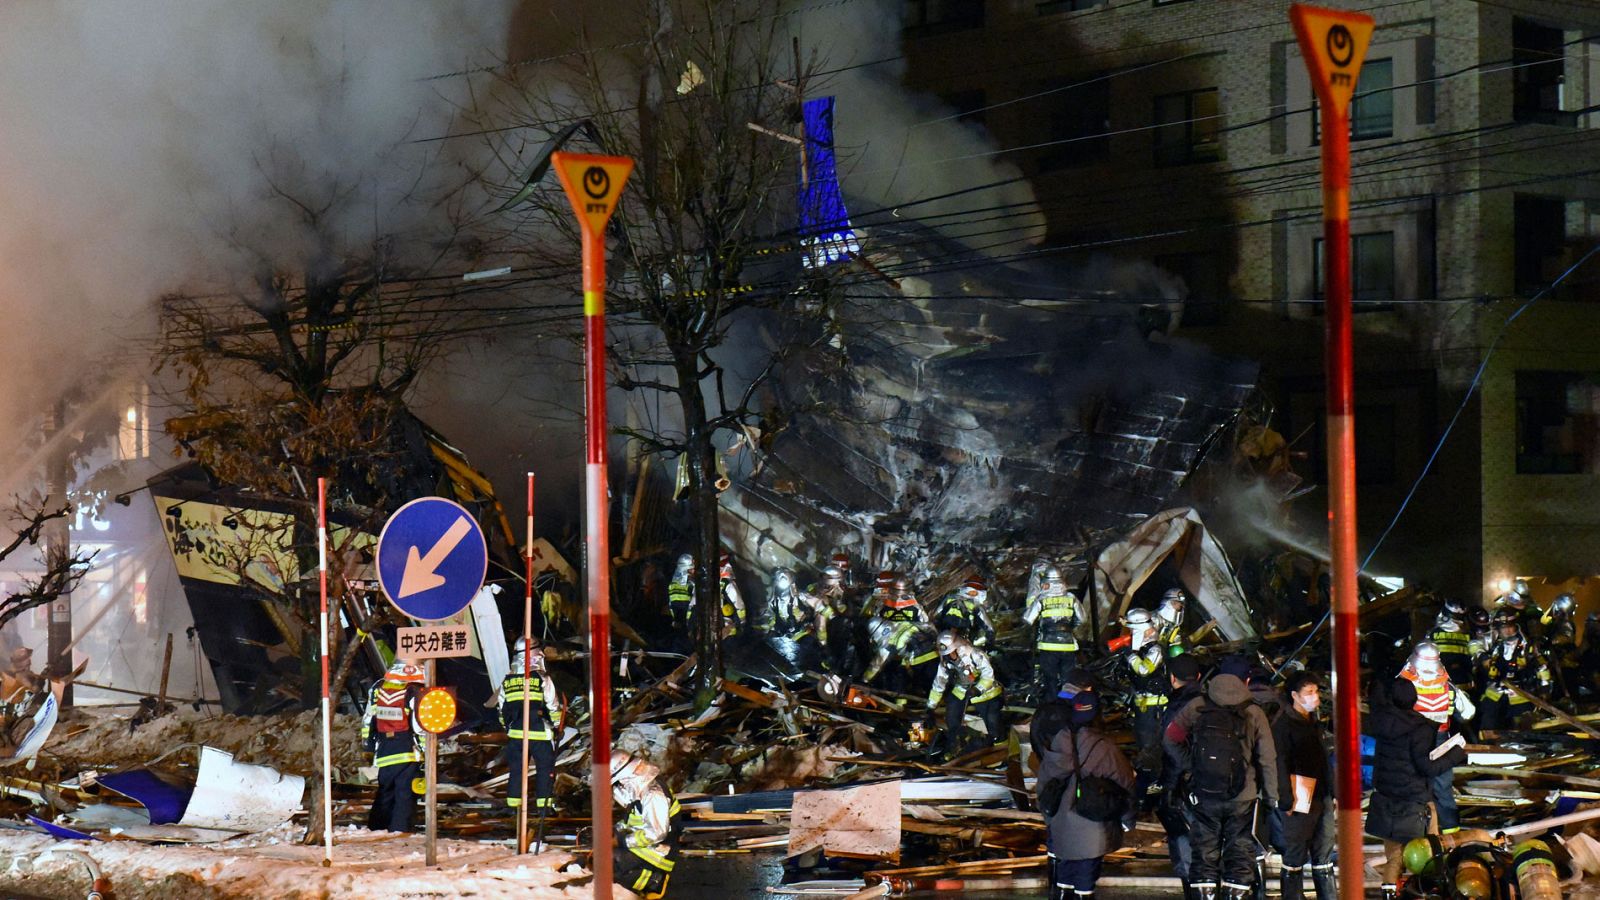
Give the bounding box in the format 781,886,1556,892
355,551,1593,899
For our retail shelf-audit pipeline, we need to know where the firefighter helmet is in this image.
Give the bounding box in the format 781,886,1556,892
962,579,987,602
1514,578,1531,599
674,553,695,577
512,636,545,673
1157,590,1186,625
936,630,960,656
1409,641,1442,678
1492,607,1521,638
1044,566,1062,582
830,552,851,571
386,660,424,683
1552,593,1576,615
610,752,655,785
1124,608,1154,628
821,564,845,585
1469,607,1490,630
772,568,795,595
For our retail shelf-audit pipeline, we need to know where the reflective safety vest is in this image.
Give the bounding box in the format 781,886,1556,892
667,579,693,608
501,672,555,741
1431,628,1471,660
363,679,421,768
1400,668,1454,728
1037,594,1079,652
1127,645,1169,710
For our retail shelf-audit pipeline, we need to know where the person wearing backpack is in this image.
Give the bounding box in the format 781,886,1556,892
1367,678,1468,900
1035,690,1136,900
1272,671,1334,900
1158,654,1205,900
1163,671,1279,900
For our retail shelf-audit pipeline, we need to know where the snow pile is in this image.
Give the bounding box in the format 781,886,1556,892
0,824,589,899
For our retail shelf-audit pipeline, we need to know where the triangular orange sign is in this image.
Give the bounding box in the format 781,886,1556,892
551,152,633,239
1290,4,1375,118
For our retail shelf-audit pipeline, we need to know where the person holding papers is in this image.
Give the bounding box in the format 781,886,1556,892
1271,671,1334,900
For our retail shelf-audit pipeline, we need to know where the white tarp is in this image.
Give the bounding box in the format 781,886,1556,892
177,746,304,833
788,780,900,861
1092,507,1256,641
473,584,510,692
3,681,62,765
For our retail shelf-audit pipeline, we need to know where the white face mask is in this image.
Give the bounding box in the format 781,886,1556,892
1294,690,1320,715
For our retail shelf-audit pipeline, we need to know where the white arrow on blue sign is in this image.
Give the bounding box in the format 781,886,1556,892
377,497,489,622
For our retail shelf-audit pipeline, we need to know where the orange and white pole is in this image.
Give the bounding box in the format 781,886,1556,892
552,152,633,900
1291,7,1373,897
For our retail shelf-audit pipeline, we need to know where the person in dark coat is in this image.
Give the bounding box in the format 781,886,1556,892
1036,690,1136,900
1031,667,1096,759
1366,679,1467,899
1164,672,1279,900
1272,671,1334,900
1158,654,1205,899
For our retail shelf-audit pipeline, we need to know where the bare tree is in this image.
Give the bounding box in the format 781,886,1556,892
0,500,94,636
475,0,844,703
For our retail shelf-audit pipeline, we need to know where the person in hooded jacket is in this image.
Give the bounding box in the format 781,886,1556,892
1031,667,1097,760
1158,654,1206,900
1366,678,1468,900
1035,690,1136,900
1163,671,1279,900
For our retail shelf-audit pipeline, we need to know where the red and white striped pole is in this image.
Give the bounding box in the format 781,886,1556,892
1291,7,1373,897
552,152,632,900
517,472,535,854
317,476,333,866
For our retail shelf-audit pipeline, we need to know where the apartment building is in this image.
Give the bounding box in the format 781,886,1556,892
902,0,1600,601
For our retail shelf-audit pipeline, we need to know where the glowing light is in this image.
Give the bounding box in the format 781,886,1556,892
417,686,456,734
1496,578,1513,595
126,406,138,423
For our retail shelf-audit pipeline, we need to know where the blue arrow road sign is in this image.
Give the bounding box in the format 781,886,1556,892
377,497,488,622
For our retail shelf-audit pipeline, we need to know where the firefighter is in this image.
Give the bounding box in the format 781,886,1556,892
1398,642,1474,833
1023,566,1081,701
863,617,940,697
881,574,928,624
361,659,425,832
862,570,896,618
810,564,856,674
1479,608,1551,732
934,579,996,649
611,752,682,899
828,552,854,591
766,567,808,640
1122,608,1170,787
1154,588,1189,656
1493,582,1543,644
1541,592,1579,699
1427,598,1474,688
666,554,695,633
926,630,1005,757
718,555,745,636
1026,557,1054,605
500,637,560,815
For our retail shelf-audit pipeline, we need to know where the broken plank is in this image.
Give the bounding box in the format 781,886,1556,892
1506,685,1600,742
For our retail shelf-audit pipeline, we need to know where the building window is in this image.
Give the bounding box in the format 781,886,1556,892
1153,88,1221,167
1513,18,1569,125
1038,0,1105,12
1516,370,1600,474
904,0,984,31
1515,194,1568,294
1313,232,1395,309
1040,75,1110,169
1312,57,1393,143
1157,252,1225,326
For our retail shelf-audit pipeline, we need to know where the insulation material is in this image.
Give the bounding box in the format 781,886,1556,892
788,780,901,861
178,746,304,833
4,681,61,764
1092,507,1256,641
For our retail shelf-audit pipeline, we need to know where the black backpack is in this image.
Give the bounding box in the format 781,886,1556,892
1188,699,1249,801
1058,727,1130,823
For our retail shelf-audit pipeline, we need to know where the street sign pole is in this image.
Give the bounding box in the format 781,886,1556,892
317,477,333,867
1291,6,1373,898
552,151,633,900
517,471,534,855
425,657,438,867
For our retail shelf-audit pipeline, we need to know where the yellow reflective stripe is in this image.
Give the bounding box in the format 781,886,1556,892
507,798,521,808
507,729,553,740
1134,694,1169,709
375,751,420,767
633,869,652,891
1038,641,1078,652
536,797,555,808
629,844,676,871
971,685,1001,703
908,650,938,666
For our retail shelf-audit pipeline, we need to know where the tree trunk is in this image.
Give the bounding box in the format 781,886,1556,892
678,360,724,709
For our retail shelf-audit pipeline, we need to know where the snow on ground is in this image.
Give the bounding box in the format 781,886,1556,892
44,706,365,779
0,823,593,899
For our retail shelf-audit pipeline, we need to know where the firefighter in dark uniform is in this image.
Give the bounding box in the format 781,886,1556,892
667,554,695,633
1479,608,1552,731
1121,608,1171,788
864,617,940,697
810,564,856,675
1429,598,1475,688
499,637,561,814
611,752,682,899
1540,592,1579,700
934,578,996,649
881,575,929,624
1023,566,1080,701
362,659,425,832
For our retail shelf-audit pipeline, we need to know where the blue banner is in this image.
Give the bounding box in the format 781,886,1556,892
798,97,859,269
